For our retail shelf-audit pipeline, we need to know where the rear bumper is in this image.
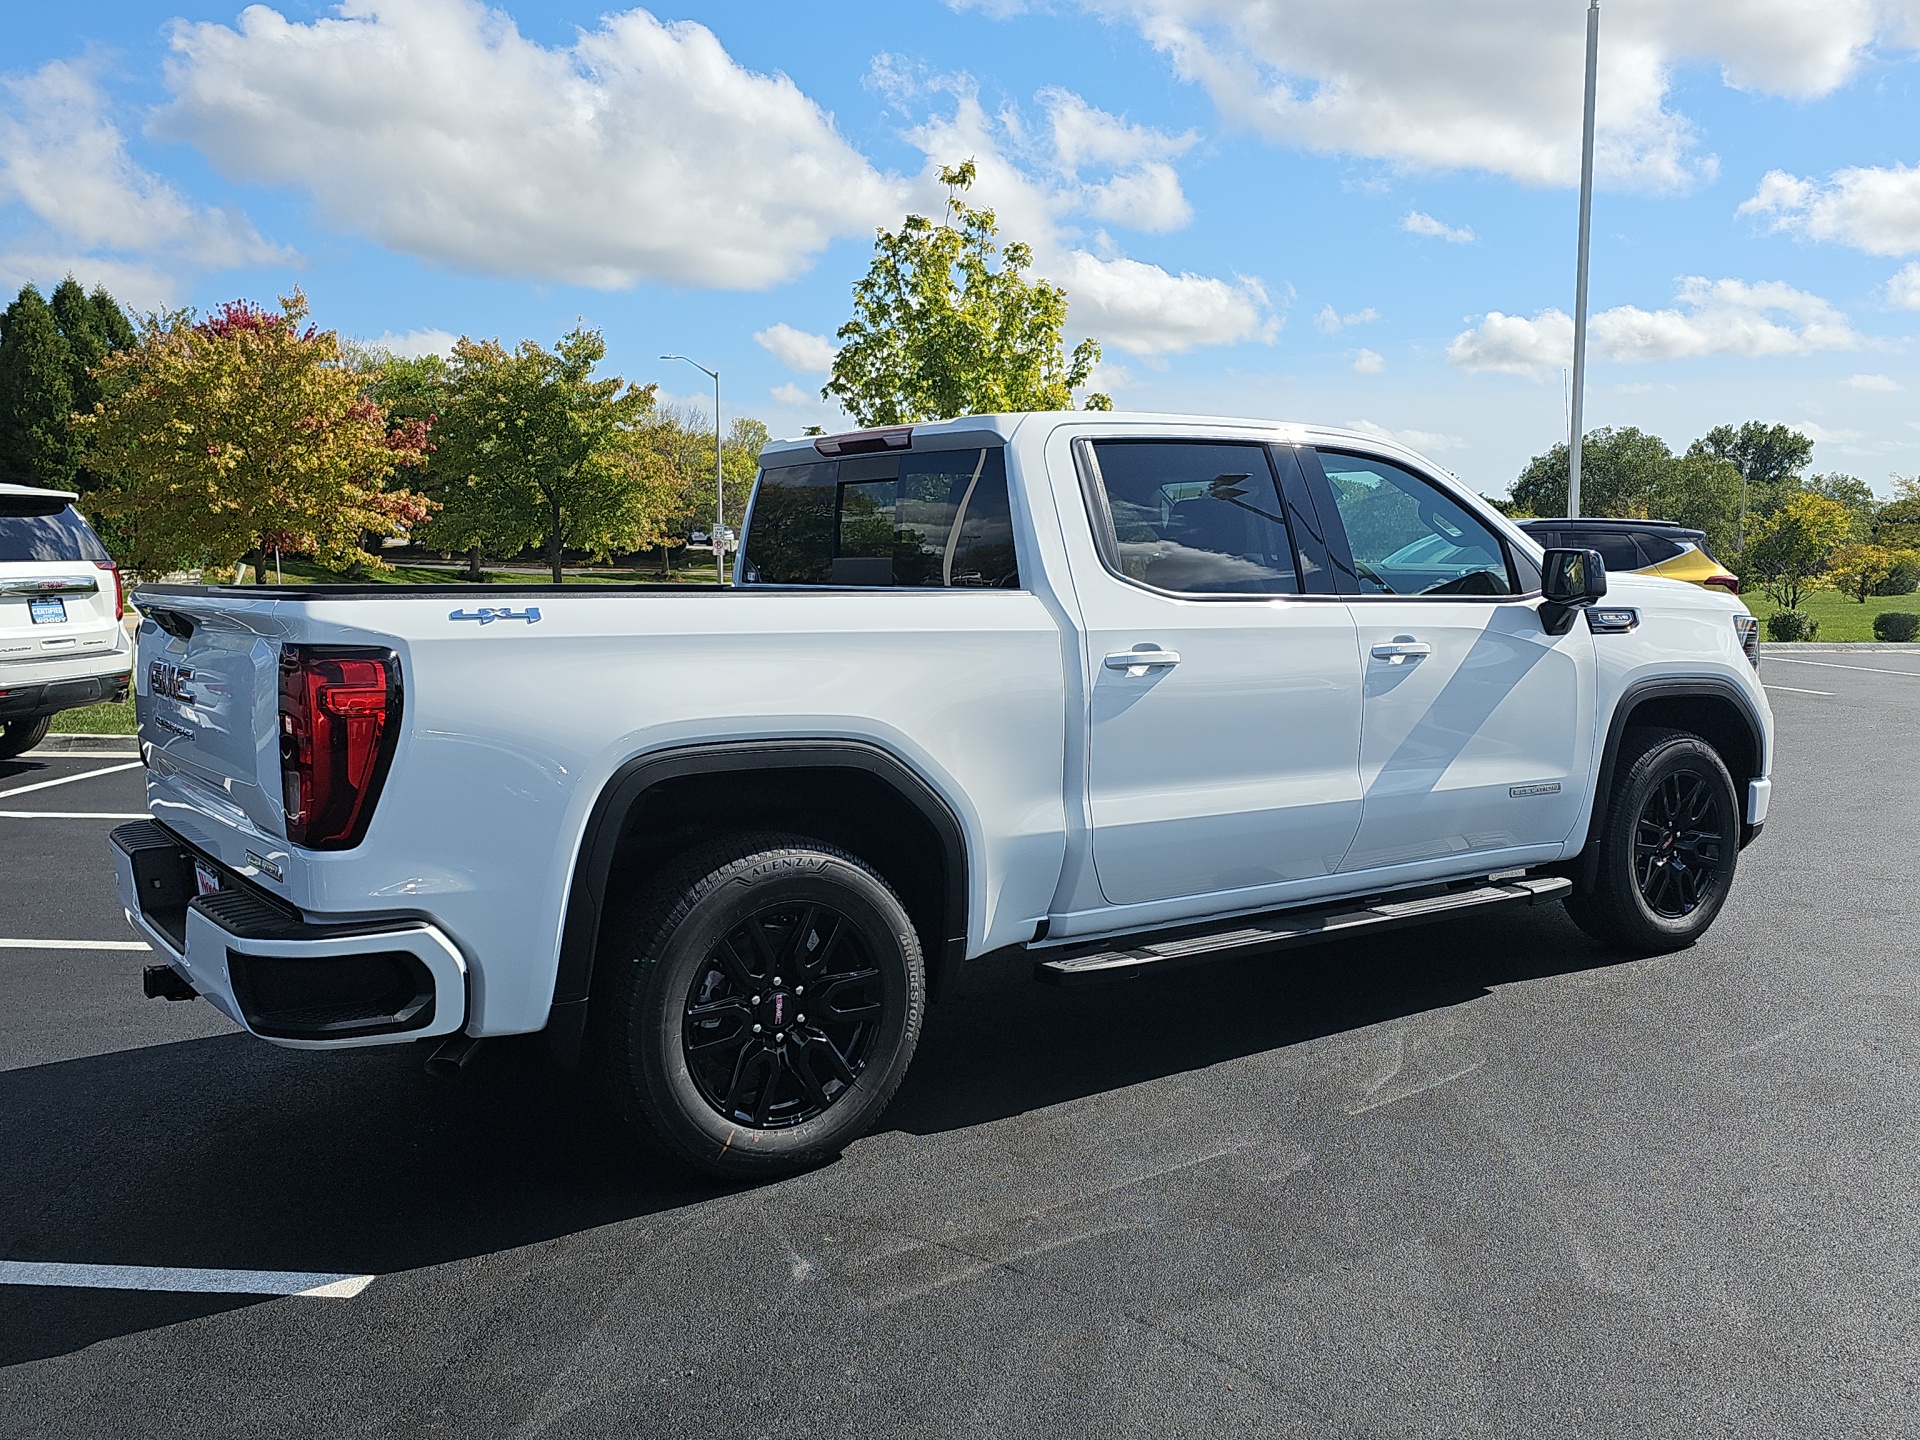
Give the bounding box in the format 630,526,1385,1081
111,820,467,1049
0,669,129,719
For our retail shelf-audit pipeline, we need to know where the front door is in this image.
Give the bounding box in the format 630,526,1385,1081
1304,447,1595,874
1076,438,1366,907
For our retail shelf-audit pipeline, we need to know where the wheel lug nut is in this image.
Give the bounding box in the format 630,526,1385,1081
796,1014,805,1024
795,984,804,995
775,1032,785,1043
752,1023,762,1033
773,976,782,985
751,994,761,1004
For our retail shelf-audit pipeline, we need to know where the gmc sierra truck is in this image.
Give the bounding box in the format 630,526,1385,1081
114,412,1772,1178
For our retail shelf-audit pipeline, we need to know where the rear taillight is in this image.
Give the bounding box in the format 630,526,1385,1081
1734,615,1760,670
1705,573,1741,595
94,560,123,619
278,645,402,849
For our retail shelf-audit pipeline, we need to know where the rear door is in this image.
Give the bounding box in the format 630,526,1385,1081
1074,437,1365,906
1303,447,1596,875
0,496,121,668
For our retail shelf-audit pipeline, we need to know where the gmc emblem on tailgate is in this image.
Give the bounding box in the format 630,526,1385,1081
148,661,195,703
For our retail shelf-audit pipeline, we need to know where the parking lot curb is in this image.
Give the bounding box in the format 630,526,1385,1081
26,734,140,756
1759,642,1919,653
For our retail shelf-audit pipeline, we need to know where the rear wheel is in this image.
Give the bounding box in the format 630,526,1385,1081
1566,727,1739,953
592,834,925,1179
0,716,51,760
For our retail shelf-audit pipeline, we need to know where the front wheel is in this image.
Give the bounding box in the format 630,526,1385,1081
1565,727,1740,954
592,835,925,1179
0,716,51,760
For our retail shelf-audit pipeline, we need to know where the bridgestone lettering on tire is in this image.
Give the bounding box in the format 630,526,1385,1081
1565,727,1740,954
591,834,925,1179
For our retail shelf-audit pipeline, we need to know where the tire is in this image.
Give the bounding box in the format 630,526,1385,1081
1565,727,1740,954
0,716,51,760
591,833,926,1179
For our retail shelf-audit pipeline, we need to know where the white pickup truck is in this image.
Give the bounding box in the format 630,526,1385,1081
115,412,1772,1177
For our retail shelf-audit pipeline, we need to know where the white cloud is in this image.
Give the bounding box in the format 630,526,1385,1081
1044,0,1920,189
0,58,285,307
1850,372,1901,391
360,327,458,358
1350,347,1384,374
1347,418,1468,453
1085,161,1193,232
1448,277,1860,375
755,323,838,375
156,0,903,290
769,382,816,407
908,87,1275,355
1793,420,1866,444
1889,262,1920,308
1403,209,1474,243
1739,164,1920,255
1314,304,1378,334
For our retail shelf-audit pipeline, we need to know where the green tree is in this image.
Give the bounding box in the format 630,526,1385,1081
80,292,429,578
1509,427,1678,518
48,277,134,428
1799,471,1876,541
1686,422,1814,536
1740,492,1854,611
0,284,78,491
422,328,670,583
1828,543,1899,602
1874,478,1920,552
826,160,1108,424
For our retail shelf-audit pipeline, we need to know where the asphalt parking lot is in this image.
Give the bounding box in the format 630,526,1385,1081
3,650,1918,1439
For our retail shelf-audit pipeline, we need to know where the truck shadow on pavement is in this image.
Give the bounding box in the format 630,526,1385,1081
0,900,1619,1367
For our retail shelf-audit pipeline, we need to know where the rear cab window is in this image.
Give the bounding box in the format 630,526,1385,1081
741,447,1019,588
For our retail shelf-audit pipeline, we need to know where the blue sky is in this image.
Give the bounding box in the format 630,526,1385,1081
6,0,1920,498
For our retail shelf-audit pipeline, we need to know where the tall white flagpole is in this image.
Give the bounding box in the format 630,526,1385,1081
1568,0,1599,519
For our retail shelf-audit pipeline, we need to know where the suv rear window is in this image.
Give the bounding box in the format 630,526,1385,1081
0,502,110,563
742,448,1018,588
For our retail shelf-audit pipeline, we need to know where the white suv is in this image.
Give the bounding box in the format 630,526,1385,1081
0,483,132,758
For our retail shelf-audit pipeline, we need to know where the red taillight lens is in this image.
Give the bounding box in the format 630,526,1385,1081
94,560,123,619
1705,574,1741,595
279,646,402,849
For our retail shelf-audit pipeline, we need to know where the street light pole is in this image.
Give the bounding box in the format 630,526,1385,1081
662,354,725,585
1568,0,1599,520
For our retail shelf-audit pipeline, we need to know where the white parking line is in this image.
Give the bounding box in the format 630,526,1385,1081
1764,684,1836,696
0,938,151,951
0,1260,373,1299
1766,656,1920,678
0,810,151,820
0,761,142,800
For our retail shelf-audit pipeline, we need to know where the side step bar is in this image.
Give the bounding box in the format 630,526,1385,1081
1034,875,1572,985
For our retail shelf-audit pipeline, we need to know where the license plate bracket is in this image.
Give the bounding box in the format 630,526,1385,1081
28,598,65,624
193,859,222,898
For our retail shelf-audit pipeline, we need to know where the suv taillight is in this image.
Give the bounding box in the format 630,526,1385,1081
279,646,402,849
1705,573,1741,595
1734,615,1760,670
95,560,123,619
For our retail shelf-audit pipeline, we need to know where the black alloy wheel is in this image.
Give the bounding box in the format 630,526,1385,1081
592,833,924,1179
1565,727,1740,954
682,902,884,1129
1632,767,1726,919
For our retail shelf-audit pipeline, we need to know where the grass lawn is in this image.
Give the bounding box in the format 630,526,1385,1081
1739,586,1920,642
50,698,136,734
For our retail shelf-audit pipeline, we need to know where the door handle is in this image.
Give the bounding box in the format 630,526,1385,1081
1104,646,1181,675
1370,640,1432,665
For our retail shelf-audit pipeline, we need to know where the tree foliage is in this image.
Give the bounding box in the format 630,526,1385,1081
420,328,671,582
0,279,135,494
1686,422,1814,495
80,291,429,578
826,161,1108,424
1741,492,1855,611
1510,428,1744,556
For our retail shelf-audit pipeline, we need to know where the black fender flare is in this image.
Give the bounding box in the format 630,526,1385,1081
545,739,970,1065
1574,675,1767,889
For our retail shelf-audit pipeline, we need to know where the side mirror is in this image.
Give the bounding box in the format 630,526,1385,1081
1540,547,1607,634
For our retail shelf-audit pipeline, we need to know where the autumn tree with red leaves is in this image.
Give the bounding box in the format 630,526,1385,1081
78,290,432,579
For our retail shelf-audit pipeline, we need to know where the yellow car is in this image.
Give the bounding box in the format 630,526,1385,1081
1518,519,1741,595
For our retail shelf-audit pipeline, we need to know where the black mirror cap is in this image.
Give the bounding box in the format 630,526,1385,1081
1541,547,1608,604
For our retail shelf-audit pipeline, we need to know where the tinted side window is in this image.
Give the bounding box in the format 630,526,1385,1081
1633,532,1687,564
741,448,1019,588
1582,532,1643,573
1084,440,1301,595
0,503,109,563
1311,451,1514,597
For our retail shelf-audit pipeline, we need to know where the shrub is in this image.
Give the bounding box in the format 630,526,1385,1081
1873,611,1920,643
1766,609,1819,642
1872,551,1920,595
